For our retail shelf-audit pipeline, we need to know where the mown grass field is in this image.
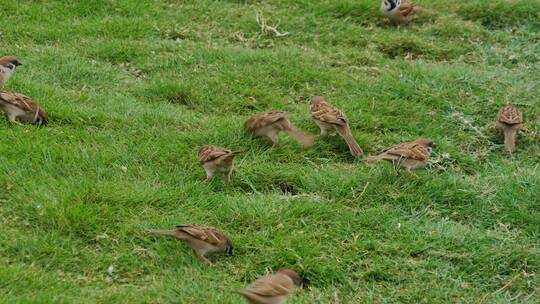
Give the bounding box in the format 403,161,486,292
1,0,539,303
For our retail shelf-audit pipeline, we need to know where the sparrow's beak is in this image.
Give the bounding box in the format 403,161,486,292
15,61,22,66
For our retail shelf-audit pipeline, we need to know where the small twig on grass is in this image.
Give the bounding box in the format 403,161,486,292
231,11,289,47
492,272,522,295
352,182,370,199
256,11,289,37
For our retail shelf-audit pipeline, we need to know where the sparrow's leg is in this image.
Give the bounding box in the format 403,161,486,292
410,171,419,178
323,129,337,137
193,250,214,266
403,165,420,177
224,170,232,184
270,133,280,148
392,159,401,171
315,121,333,136
7,115,24,126
203,174,214,184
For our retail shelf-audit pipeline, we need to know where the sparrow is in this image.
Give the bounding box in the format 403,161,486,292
245,111,314,147
0,92,48,126
199,145,241,184
496,104,523,154
232,269,301,304
146,224,233,266
0,56,22,87
367,138,436,171
310,96,363,157
380,0,433,25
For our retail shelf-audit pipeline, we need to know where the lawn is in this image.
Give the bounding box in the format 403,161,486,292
1,0,539,303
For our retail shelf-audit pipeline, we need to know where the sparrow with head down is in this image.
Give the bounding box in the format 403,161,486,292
245,111,314,147
0,55,22,88
310,96,363,157
146,224,233,266
232,269,301,304
367,138,436,171
199,145,241,184
0,92,48,126
496,104,523,154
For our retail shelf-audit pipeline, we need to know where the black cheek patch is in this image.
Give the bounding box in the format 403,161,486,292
388,0,397,11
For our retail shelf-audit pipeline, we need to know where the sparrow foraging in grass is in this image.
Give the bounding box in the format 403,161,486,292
496,104,523,154
380,0,433,25
0,56,22,87
367,138,436,171
146,224,233,266
199,145,241,184
232,269,301,304
245,111,314,147
0,92,48,126
310,96,364,157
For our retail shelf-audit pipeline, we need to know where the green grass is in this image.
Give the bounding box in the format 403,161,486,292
1,0,539,303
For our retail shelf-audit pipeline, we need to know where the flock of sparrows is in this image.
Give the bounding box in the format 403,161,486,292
0,1,529,303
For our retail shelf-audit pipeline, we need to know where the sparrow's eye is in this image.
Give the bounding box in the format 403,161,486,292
6,63,16,70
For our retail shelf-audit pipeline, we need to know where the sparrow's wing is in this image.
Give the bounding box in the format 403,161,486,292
385,142,429,161
311,103,348,126
497,105,523,125
245,111,288,130
245,273,294,297
399,1,416,16
199,145,233,163
0,92,39,113
175,224,229,247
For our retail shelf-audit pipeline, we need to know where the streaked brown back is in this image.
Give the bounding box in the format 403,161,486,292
497,104,523,125
198,145,233,163
0,92,38,112
245,111,288,130
175,224,231,248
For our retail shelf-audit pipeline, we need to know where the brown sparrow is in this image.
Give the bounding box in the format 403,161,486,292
496,104,523,154
367,138,436,171
245,111,314,147
0,56,22,87
0,92,48,126
146,224,233,266
310,96,363,157
380,0,433,25
199,145,241,184
232,269,301,304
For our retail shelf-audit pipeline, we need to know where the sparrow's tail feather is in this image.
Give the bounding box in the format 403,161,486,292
414,6,434,14
285,127,315,148
146,229,179,238
337,127,363,157
503,128,518,153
